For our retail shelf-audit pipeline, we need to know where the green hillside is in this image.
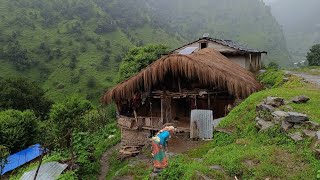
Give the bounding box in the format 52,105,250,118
0,0,290,103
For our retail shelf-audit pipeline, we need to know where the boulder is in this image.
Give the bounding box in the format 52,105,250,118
303,121,320,130
289,132,303,142
281,121,293,132
256,103,275,112
292,95,310,104
285,112,309,123
256,117,274,131
302,129,317,138
265,96,285,107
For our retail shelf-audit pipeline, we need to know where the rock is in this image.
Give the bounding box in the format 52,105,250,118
256,103,275,112
265,96,285,107
315,149,320,160
316,131,320,141
256,118,274,131
302,129,316,138
272,111,289,123
285,112,309,123
303,121,320,130
289,132,303,142
108,135,115,139
283,77,289,82
281,121,293,132
210,165,225,172
292,95,310,104
193,158,204,162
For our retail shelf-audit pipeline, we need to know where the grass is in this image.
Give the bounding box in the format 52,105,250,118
292,66,320,75
112,70,320,179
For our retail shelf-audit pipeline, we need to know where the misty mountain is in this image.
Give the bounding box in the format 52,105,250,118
0,0,289,102
267,0,320,62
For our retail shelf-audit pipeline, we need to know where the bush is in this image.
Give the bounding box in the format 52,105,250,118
50,96,92,148
307,44,320,66
0,145,10,176
0,110,39,152
116,44,169,82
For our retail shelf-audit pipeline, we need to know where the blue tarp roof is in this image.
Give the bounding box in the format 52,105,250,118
1,144,43,175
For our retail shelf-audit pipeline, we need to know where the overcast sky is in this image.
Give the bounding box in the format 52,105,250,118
263,0,278,5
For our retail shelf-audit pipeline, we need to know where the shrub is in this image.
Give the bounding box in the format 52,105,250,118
0,110,39,152
0,145,10,176
307,44,320,66
50,96,92,148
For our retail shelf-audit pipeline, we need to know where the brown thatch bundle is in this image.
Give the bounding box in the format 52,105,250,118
103,48,262,104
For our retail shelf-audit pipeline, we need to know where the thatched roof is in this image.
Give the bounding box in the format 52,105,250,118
103,48,262,104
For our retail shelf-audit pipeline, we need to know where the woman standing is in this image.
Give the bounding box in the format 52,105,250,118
151,126,175,172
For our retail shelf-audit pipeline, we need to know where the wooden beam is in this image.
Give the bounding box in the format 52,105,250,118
208,94,211,109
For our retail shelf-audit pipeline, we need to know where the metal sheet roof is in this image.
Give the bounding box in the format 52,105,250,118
20,162,68,180
179,47,198,55
1,144,43,175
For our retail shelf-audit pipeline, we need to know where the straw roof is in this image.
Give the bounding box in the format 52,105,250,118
103,48,262,104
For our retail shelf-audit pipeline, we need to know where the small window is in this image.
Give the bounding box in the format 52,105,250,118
200,42,208,49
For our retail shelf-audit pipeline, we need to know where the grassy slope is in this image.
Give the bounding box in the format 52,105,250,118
0,0,183,103
110,71,320,179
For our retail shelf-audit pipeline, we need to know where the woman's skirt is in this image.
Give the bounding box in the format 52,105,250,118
151,140,168,169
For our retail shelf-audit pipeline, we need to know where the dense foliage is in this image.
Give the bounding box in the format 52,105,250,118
307,44,320,66
50,96,92,148
116,44,169,82
0,0,289,102
0,110,39,152
0,78,52,118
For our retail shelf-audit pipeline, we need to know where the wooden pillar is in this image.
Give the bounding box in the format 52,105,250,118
161,95,172,124
207,94,211,109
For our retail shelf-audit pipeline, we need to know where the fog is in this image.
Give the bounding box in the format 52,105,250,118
266,0,320,33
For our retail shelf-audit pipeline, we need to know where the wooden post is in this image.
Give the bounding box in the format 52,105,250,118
207,94,211,109
161,96,164,125
178,77,182,94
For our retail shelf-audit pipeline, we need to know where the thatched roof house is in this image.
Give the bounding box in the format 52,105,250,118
103,48,261,155
103,48,261,104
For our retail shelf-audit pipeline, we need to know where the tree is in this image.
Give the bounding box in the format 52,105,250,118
116,44,169,82
50,96,92,148
0,145,9,176
0,78,53,119
0,110,39,152
307,44,320,66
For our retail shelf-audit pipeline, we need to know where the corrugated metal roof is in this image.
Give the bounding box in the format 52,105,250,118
20,162,68,180
1,144,43,175
179,47,198,55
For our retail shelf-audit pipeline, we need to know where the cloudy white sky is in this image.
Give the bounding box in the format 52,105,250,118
263,0,278,5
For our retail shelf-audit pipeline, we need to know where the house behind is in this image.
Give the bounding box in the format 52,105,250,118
171,37,267,72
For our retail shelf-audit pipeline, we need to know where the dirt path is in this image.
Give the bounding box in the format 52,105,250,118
286,71,320,87
98,144,120,180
